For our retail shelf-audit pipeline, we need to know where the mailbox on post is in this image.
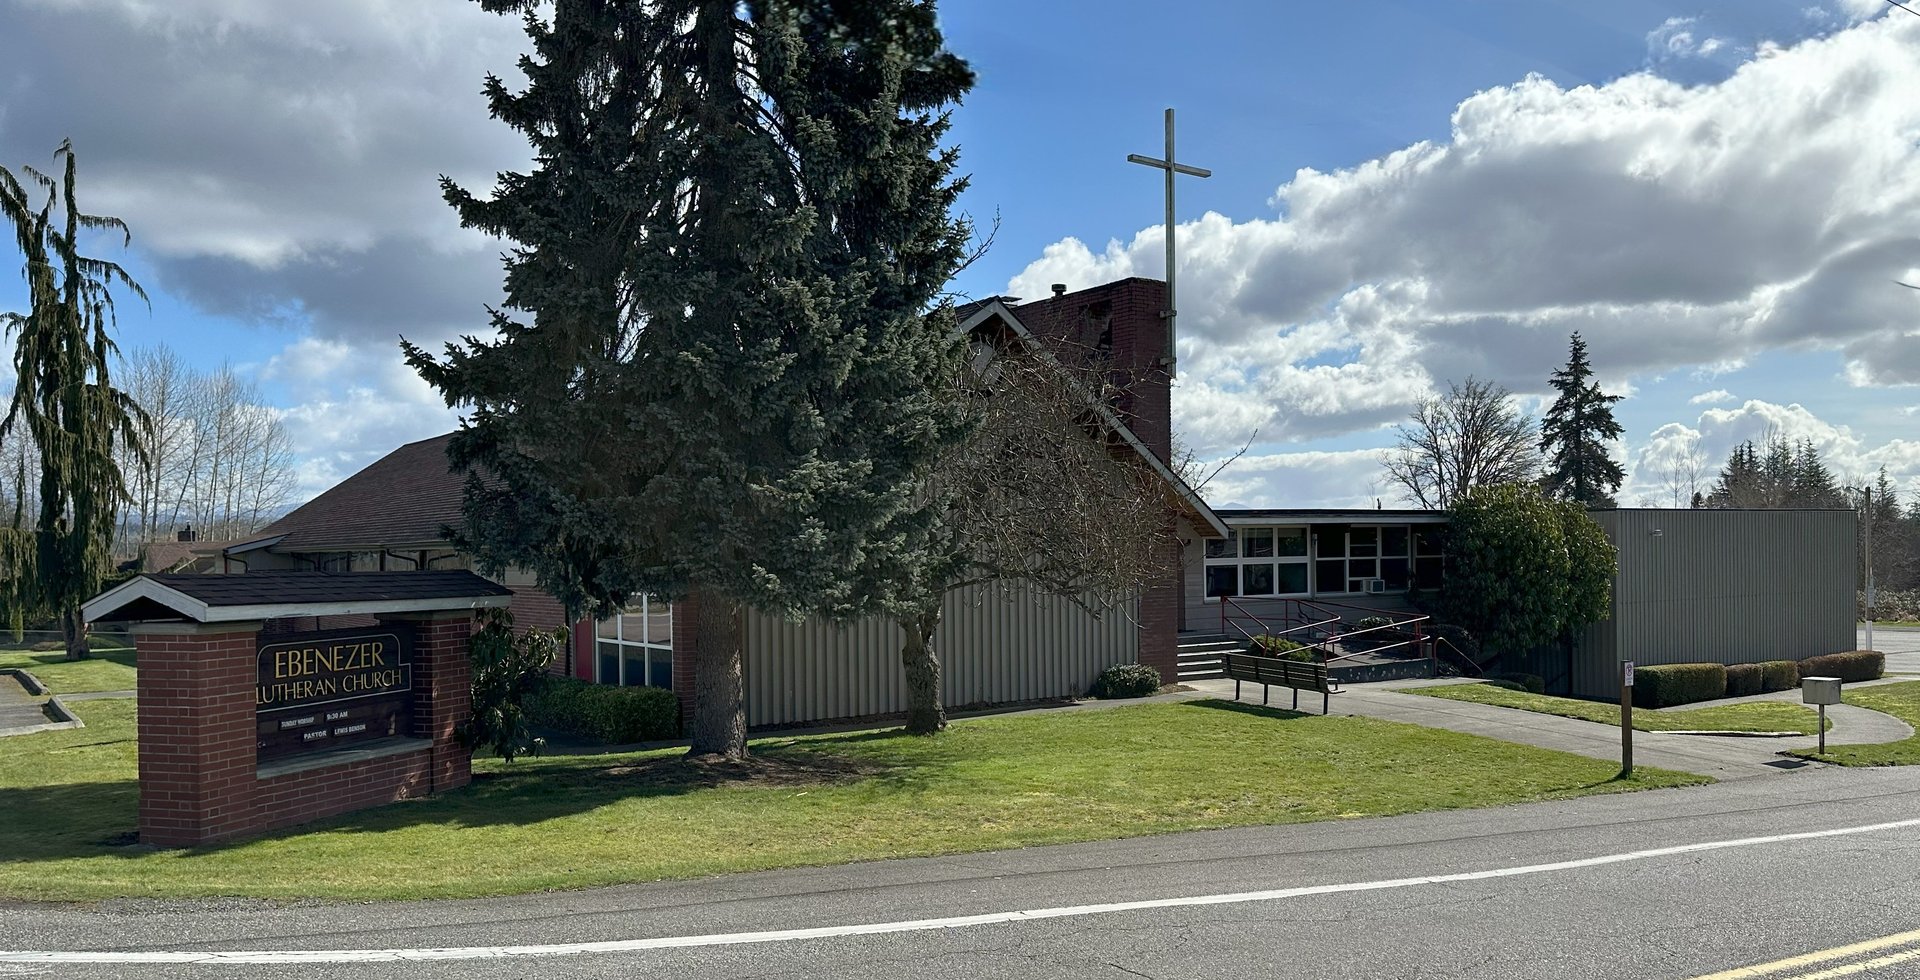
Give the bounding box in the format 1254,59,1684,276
1802,676,1842,754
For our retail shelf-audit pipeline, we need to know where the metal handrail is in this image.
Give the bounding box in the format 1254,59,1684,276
1431,636,1481,677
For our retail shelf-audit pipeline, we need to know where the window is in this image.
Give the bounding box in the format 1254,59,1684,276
1306,525,1423,595
594,596,673,689
1203,526,1310,600
1205,531,1238,560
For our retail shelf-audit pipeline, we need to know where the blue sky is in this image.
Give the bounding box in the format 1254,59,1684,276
1,0,1917,507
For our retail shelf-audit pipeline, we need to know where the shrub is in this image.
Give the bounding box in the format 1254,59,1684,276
1249,635,1316,661
1355,615,1393,630
1796,651,1885,684
1761,660,1798,692
1724,663,1763,698
1486,671,1545,694
528,677,680,744
460,610,559,762
1633,663,1726,708
1093,663,1162,699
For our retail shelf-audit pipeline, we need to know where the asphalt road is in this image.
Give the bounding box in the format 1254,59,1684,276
7,765,1920,979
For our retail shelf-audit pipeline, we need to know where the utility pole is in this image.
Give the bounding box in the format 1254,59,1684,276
1864,485,1876,654
1127,108,1211,378
1847,483,1877,652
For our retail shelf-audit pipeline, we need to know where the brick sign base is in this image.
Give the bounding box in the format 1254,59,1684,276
135,612,473,848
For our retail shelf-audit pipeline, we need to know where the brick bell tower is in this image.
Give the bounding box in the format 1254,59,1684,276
1010,278,1182,684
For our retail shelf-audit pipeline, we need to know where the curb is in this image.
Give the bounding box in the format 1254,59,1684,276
1660,730,1808,739
43,695,85,729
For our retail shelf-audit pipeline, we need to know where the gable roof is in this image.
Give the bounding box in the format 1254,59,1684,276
237,433,478,554
957,299,1230,539
83,570,514,623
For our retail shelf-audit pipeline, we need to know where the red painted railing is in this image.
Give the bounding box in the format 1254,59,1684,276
1218,595,1435,670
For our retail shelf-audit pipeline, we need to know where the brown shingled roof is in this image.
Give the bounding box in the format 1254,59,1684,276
249,433,478,552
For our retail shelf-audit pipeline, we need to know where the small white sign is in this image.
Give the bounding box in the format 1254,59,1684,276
1623,661,1635,686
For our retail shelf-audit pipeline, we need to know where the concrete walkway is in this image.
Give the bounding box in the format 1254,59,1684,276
1182,675,1912,781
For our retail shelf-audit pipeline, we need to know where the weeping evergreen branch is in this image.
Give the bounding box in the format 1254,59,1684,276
0,140,149,659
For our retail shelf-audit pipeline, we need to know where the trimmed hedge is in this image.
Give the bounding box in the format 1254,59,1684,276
1093,663,1162,699
1761,661,1798,693
1797,651,1885,684
1487,671,1545,694
1633,663,1727,709
527,678,679,744
1724,663,1763,698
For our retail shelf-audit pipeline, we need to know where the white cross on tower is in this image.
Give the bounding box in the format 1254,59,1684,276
1127,107,1211,378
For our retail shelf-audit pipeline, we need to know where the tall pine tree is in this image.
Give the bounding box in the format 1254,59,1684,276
0,141,148,659
407,0,975,758
1539,332,1624,507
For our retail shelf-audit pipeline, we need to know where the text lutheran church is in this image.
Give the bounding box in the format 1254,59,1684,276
216,278,1232,727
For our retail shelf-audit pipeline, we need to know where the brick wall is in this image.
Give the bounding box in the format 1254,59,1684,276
391,613,474,793
254,749,434,834
134,613,473,848
1011,278,1172,463
135,626,263,847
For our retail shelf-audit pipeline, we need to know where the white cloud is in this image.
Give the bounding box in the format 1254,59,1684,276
1622,398,1920,505
1196,449,1390,510
1689,389,1735,405
260,337,459,500
1012,14,1920,468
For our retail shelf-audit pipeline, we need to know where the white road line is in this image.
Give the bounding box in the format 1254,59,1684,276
6,816,1920,966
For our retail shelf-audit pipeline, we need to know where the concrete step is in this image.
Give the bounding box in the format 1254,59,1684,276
1178,640,1244,654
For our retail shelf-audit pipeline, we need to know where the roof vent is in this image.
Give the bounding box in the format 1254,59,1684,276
1051,283,1067,298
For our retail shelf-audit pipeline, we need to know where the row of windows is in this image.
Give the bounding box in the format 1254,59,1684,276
1202,525,1445,600
594,596,673,689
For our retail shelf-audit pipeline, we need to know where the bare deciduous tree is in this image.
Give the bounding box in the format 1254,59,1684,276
863,341,1184,734
1660,432,1706,508
116,350,298,548
1382,377,1538,509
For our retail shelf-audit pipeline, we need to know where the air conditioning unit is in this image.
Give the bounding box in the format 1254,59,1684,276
1364,578,1387,595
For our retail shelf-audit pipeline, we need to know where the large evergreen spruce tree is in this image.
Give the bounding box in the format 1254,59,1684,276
1539,332,1624,507
408,0,975,758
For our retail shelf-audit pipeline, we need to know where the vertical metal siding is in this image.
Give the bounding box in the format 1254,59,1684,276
740,583,1140,727
1570,510,1858,698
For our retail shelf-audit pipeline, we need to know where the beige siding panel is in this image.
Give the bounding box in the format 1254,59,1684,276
741,584,1140,727
1570,510,1857,698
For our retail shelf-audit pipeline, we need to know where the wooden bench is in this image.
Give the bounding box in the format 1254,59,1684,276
1222,651,1339,714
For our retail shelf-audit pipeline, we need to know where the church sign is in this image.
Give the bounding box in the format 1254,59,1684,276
256,627,415,761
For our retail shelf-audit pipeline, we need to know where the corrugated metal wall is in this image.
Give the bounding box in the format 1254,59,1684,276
1569,509,1857,698
742,584,1140,727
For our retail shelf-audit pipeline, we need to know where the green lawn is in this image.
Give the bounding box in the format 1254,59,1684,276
1791,681,1920,766
0,643,136,694
0,698,1705,902
1406,683,1827,734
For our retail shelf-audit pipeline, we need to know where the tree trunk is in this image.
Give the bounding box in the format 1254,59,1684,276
61,606,90,661
686,590,747,760
900,607,946,735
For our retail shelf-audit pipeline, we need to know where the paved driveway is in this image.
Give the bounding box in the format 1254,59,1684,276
1864,625,1920,675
